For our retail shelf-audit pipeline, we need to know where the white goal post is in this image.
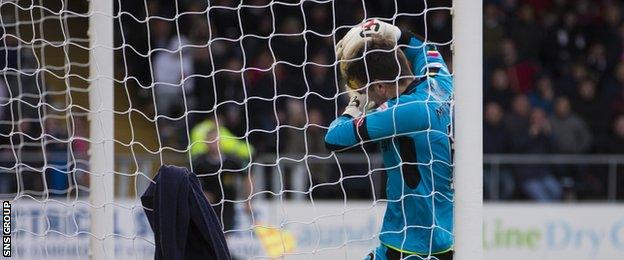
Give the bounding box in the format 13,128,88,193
452,0,483,259
88,0,115,259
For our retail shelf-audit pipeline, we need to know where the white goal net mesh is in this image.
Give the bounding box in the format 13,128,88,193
1,0,453,259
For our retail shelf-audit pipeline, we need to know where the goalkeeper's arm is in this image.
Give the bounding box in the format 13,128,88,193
324,94,430,151
397,29,450,78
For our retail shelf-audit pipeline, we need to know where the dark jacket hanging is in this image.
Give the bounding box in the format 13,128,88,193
141,165,231,260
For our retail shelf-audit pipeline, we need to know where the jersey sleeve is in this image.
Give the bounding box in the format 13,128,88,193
324,115,359,151
324,96,431,151
398,30,449,78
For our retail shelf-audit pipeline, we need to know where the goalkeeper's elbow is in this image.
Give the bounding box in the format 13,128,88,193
324,129,350,152
324,115,359,152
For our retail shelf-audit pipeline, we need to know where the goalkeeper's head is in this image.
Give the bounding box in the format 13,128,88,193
341,35,414,107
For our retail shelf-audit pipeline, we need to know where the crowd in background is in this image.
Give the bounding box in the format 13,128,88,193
483,0,624,200
484,0,624,154
2,0,624,201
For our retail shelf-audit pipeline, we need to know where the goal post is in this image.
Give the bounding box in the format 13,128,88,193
88,0,115,259
452,0,484,259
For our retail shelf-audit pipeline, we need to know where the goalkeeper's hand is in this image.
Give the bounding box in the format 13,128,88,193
335,18,401,61
342,92,369,118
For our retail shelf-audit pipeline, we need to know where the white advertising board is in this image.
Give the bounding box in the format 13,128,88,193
5,199,624,259
484,204,624,260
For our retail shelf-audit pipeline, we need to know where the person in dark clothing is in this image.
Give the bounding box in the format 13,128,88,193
192,126,249,233
484,102,510,153
573,79,610,137
528,75,556,114
514,108,563,202
594,115,624,154
504,95,531,152
606,62,624,115
605,115,624,199
483,102,515,200
549,97,592,199
485,68,515,111
509,4,543,62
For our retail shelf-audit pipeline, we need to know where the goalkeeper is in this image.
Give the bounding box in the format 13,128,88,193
325,19,453,260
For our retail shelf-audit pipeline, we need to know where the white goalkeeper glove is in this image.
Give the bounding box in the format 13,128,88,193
335,18,402,61
342,91,369,118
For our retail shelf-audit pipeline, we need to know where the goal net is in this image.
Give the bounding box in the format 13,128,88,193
0,0,476,259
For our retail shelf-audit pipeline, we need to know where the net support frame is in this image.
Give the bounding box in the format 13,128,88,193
452,0,483,259
88,0,115,259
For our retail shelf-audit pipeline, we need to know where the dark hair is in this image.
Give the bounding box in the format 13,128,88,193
343,35,413,90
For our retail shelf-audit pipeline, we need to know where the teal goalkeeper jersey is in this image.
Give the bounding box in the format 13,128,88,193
324,32,454,254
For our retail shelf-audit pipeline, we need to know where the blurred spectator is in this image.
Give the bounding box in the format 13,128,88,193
152,35,195,149
484,3,505,61
586,43,608,74
550,97,592,153
592,114,624,199
190,116,254,165
44,117,69,195
0,81,13,194
573,79,610,137
150,19,172,51
273,17,305,67
305,107,332,195
0,81,6,123
428,10,452,45
0,18,18,70
277,100,307,198
485,68,514,110
483,102,509,153
192,42,216,114
483,102,515,200
14,121,44,194
244,49,279,154
505,95,531,152
510,4,542,61
598,3,623,69
604,61,624,104
601,115,624,154
307,108,328,157
306,51,342,118
528,75,556,114
524,108,553,153
220,104,246,138
483,102,515,199
499,39,538,93
71,117,90,195
515,108,562,201
550,96,593,199
556,62,589,98
281,100,307,158
153,36,194,118
192,126,247,232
